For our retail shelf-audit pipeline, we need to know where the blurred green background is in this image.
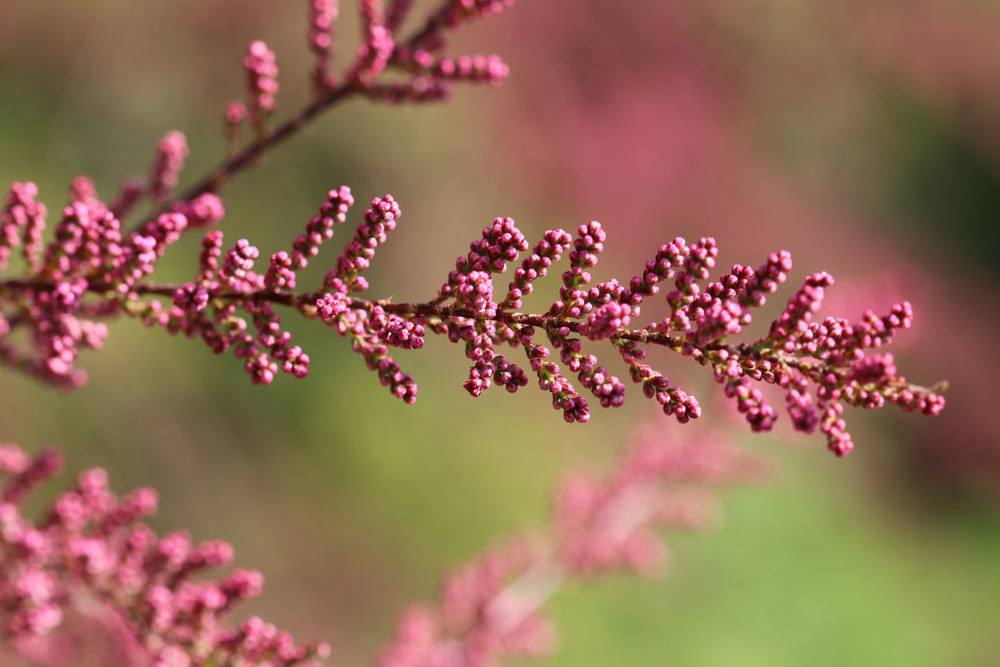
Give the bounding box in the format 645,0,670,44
1,1,999,665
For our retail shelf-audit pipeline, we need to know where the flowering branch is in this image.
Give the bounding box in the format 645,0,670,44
0,183,947,456
0,2,959,665
0,443,329,666
0,426,756,667
0,0,945,456
376,425,763,667
129,0,512,231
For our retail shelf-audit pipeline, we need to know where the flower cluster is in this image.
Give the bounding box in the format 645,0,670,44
148,131,189,202
376,424,762,667
0,427,755,667
219,0,513,146
377,540,557,667
243,40,281,130
0,177,947,455
0,443,328,666
308,0,340,90
0,0,516,390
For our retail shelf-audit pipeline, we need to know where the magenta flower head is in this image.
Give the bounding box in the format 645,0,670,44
377,539,556,667
377,421,762,667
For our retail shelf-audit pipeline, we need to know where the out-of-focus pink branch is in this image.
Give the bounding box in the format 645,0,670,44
376,425,764,667
0,443,329,666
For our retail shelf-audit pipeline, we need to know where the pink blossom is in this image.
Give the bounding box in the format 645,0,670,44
243,40,279,128
147,131,189,201
0,444,328,665
308,0,339,90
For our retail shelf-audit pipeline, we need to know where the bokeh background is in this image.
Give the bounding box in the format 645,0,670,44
1,1,999,665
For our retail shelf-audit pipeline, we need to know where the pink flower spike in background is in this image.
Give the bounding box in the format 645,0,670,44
377,423,763,667
0,443,329,666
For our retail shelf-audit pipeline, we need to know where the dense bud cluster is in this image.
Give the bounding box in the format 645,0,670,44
148,131,189,202
0,182,46,274
218,0,512,144
0,443,328,666
0,0,519,392
309,0,340,89
0,180,946,455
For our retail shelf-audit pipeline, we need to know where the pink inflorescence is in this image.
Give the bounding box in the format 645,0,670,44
108,128,202,224
307,0,514,100
376,424,761,667
243,40,280,128
0,442,329,666
405,50,510,85
0,176,946,455
349,23,395,86
217,0,516,157
555,427,761,577
148,131,189,202
377,540,557,667
1,181,47,274
0,0,943,456
227,0,522,126
308,0,339,90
